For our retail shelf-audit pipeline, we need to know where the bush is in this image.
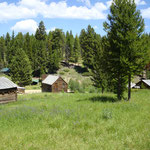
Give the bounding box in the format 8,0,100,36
102,109,112,120
59,71,65,75
63,69,69,72
69,79,85,93
82,72,92,76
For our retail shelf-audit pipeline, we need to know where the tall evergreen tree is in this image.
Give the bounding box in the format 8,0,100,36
65,31,70,63
35,21,47,76
35,21,46,41
79,25,98,69
73,35,80,63
9,48,32,86
91,35,109,93
103,0,147,100
0,37,7,67
50,29,65,72
24,32,33,62
5,32,11,62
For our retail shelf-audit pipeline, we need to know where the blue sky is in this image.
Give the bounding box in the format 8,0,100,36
0,0,150,36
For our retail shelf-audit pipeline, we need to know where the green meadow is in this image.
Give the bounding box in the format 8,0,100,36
0,90,150,150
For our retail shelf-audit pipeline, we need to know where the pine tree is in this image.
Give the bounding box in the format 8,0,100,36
9,48,32,86
0,36,7,67
79,25,98,69
69,31,74,62
5,32,11,62
24,32,33,62
103,0,146,100
73,35,80,63
91,35,109,93
35,21,47,76
35,21,46,41
65,31,70,63
50,29,65,71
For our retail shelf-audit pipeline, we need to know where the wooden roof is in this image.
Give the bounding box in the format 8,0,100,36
42,75,60,85
142,80,150,87
0,77,17,90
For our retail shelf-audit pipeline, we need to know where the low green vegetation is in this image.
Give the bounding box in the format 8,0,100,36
25,84,41,90
0,90,149,149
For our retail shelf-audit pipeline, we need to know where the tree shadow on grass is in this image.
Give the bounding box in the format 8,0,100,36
77,96,119,103
90,96,118,103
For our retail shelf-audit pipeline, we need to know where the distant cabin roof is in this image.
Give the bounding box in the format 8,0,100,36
143,80,150,86
32,78,39,83
131,83,136,88
42,75,60,85
0,77,17,90
0,68,10,73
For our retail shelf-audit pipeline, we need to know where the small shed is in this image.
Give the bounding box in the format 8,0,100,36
0,68,10,74
42,75,68,93
136,80,150,89
0,77,17,103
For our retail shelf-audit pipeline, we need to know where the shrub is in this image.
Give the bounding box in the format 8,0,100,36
63,69,69,72
102,109,112,120
69,79,85,93
59,72,65,75
82,72,92,76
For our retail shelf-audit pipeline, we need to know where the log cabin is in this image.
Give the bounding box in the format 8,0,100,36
0,77,17,103
42,75,68,93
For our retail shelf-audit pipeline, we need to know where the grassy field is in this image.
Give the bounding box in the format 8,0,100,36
0,90,150,150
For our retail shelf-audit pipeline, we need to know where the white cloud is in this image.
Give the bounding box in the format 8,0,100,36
11,19,38,34
0,0,107,21
0,2,36,22
141,7,150,19
77,0,91,7
0,0,147,22
93,25,98,30
46,27,56,33
106,0,113,8
134,0,146,5
106,0,146,8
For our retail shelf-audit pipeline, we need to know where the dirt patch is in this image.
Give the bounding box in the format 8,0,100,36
25,90,41,94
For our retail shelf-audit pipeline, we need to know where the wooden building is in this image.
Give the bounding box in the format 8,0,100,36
136,80,150,89
42,75,68,93
0,77,17,103
17,87,25,94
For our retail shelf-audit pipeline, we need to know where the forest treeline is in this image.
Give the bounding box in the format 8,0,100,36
0,0,150,100
0,22,103,83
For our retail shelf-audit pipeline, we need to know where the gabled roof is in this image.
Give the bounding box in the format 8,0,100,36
42,75,60,85
32,78,39,83
142,80,150,86
131,83,136,88
0,77,17,90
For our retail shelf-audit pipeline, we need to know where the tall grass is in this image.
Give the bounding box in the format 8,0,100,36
0,90,149,149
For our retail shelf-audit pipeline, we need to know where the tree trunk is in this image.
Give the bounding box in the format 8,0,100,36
128,74,131,101
117,75,122,100
102,86,104,94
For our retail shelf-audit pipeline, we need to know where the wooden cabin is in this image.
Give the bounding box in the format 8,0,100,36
42,75,68,93
0,77,17,103
17,87,25,94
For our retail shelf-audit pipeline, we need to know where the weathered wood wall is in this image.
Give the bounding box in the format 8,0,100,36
42,84,52,92
0,88,17,103
52,77,68,92
42,77,68,93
